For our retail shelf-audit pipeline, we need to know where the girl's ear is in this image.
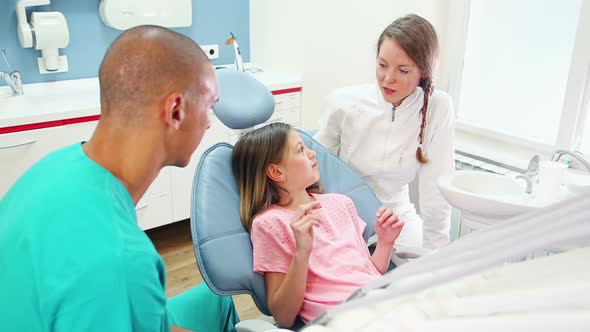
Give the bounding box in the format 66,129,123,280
266,164,284,183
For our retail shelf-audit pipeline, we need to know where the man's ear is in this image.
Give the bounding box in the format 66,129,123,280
163,92,185,130
266,164,284,183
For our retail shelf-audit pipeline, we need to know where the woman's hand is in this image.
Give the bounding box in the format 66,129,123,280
290,201,323,257
374,207,404,246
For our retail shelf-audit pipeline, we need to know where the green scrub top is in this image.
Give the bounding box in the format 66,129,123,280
0,143,171,332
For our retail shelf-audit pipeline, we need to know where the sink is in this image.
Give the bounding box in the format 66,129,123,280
438,170,569,230
0,78,100,127
563,170,590,195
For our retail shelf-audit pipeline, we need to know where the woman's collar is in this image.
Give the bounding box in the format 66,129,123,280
376,84,424,111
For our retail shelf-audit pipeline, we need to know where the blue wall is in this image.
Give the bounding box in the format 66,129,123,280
0,0,250,86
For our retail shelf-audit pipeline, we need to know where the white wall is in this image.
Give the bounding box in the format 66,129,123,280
250,0,452,129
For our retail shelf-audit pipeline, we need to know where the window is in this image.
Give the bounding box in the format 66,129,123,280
449,0,590,153
581,98,590,154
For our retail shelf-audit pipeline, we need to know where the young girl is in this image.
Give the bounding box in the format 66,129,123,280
231,122,404,327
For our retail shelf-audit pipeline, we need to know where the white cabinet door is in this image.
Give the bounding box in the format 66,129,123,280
0,126,73,198
0,120,101,199
136,168,173,230
272,92,302,127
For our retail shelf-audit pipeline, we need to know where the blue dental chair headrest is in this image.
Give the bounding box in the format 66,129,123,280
213,68,275,129
190,69,380,320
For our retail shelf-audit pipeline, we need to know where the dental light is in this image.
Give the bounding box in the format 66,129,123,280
16,0,70,74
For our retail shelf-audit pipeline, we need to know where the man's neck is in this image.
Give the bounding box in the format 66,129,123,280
83,126,164,205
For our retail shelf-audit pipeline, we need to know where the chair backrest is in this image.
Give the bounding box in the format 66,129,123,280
189,68,381,316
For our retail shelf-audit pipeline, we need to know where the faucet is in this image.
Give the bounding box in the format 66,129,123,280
552,149,590,172
515,174,533,194
1,49,24,96
516,154,540,194
1,71,23,96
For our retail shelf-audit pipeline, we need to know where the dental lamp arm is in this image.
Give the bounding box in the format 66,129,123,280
17,0,50,48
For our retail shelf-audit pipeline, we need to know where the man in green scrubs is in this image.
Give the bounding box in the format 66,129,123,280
0,26,239,332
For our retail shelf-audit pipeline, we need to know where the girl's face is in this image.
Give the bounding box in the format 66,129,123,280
276,130,320,190
376,37,422,107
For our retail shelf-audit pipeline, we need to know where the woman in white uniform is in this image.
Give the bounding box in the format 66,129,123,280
314,14,455,250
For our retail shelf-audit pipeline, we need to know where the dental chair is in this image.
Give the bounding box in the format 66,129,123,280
188,69,383,331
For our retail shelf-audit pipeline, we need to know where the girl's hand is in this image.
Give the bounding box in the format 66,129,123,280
375,207,404,246
290,201,323,257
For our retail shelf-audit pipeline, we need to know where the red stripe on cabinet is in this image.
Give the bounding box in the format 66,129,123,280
271,87,302,95
1,87,301,134
0,115,101,134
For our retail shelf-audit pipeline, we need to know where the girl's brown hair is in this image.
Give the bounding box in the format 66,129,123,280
231,123,322,232
377,14,439,163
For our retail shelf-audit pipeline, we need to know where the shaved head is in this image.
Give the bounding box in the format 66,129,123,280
99,25,209,122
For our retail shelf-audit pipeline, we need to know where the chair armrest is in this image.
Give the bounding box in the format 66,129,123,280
391,246,433,266
235,319,287,332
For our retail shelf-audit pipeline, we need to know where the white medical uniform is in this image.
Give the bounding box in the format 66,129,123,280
314,84,455,249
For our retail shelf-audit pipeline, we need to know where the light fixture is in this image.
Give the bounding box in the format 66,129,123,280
99,0,192,30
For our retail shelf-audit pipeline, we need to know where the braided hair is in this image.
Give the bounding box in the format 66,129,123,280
377,14,439,164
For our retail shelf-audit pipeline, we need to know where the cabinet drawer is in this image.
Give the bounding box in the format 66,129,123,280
274,92,301,111
145,167,171,197
0,126,72,198
0,119,104,199
136,192,173,230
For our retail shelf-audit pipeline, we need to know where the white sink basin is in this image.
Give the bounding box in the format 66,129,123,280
563,170,590,195
438,170,550,229
0,78,100,127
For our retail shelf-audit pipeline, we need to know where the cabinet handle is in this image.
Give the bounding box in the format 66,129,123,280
0,139,37,150
135,193,166,211
136,203,148,211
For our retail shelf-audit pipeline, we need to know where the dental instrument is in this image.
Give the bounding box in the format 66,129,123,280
226,33,245,72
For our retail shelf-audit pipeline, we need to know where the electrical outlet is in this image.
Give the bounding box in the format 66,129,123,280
201,44,219,60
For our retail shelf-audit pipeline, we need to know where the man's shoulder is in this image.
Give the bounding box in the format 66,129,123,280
2,143,132,219
0,143,137,256
4,143,97,199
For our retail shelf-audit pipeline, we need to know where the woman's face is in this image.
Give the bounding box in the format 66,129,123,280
376,37,422,106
